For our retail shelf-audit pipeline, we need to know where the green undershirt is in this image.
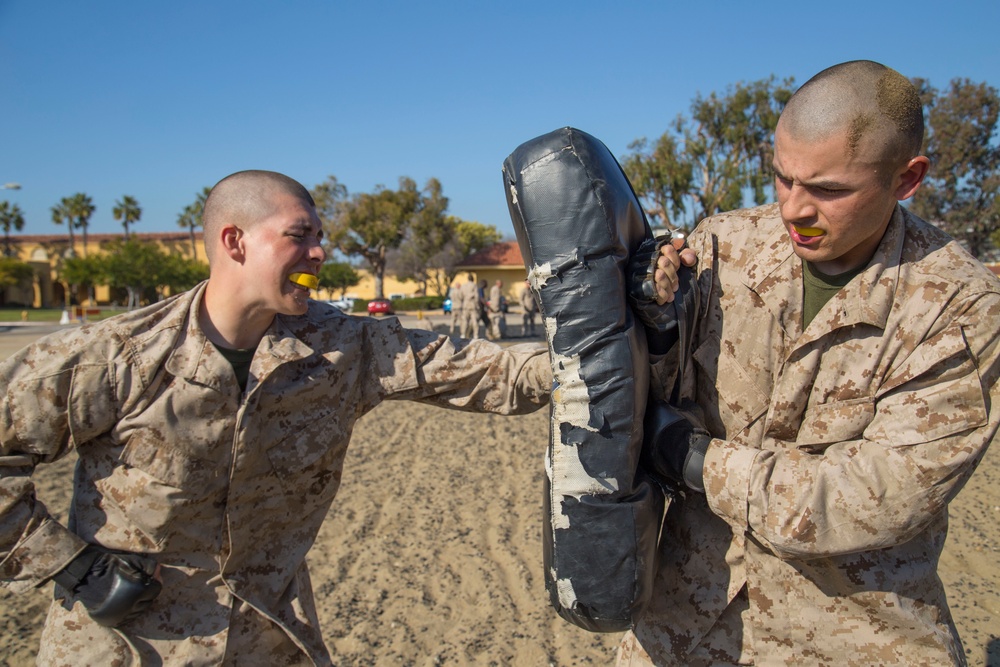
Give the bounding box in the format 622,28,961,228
801,260,863,329
213,343,257,392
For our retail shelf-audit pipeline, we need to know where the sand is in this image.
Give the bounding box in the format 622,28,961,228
0,320,997,666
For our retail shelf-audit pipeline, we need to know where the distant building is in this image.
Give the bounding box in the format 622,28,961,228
3,233,543,310
1,231,429,309
455,241,526,300
2,232,206,309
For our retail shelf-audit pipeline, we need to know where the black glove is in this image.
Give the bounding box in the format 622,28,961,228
52,545,161,627
641,399,711,493
627,235,696,355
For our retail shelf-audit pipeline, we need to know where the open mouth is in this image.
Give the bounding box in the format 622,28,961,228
790,226,825,244
288,272,319,291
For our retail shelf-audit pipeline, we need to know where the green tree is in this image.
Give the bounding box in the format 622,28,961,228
328,177,422,299
177,187,211,257
625,76,794,230
51,197,77,254
311,175,349,227
388,178,453,295
910,77,1000,260
158,253,209,295
318,261,362,298
61,254,106,305
102,238,167,309
429,217,503,296
0,201,26,257
0,256,33,289
113,195,142,239
67,193,95,257
622,133,691,231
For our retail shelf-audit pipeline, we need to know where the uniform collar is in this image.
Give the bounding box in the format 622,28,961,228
741,204,905,343
164,283,321,392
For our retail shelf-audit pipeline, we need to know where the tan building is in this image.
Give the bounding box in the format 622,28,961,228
454,241,527,302
2,232,206,309
1,231,430,309
2,233,531,311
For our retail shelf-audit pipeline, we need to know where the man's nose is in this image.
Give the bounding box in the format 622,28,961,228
781,185,817,221
309,242,326,264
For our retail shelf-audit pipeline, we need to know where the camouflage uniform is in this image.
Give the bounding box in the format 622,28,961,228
520,287,537,336
619,203,1000,666
488,283,505,340
457,279,481,339
0,282,550,666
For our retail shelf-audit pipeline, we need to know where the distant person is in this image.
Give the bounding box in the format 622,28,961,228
488,279,506,340
477,278,491,338
448,281,461,335
520,280,538,337
457,273,480,339
621,60,1000,666
0,170,554,665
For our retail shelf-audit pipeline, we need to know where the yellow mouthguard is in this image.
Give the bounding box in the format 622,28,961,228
288,273,319,290
795,226,825,237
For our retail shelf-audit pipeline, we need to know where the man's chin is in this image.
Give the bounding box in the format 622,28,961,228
279,296,310,317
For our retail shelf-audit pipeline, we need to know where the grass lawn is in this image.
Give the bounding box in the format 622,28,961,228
0,307,127,322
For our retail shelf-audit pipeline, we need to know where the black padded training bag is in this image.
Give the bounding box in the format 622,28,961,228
502,127,665,632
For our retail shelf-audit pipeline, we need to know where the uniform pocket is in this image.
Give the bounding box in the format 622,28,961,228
796,397,875,452
264,407,347,500
93,430,219,549
118,429,218,489
875,325,988,447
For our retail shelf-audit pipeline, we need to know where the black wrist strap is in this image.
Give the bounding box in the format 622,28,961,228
682,431,712,493
52,546,100,591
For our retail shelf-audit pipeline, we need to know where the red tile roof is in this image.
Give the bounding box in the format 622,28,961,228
459,241,523,267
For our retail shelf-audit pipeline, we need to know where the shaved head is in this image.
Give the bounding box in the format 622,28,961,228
202,170,315,262
778,61,923,177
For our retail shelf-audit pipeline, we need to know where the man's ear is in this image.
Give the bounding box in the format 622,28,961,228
895,156,930,201
220,224,245,262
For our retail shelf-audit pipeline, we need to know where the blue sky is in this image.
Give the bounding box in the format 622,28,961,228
2,0,998,239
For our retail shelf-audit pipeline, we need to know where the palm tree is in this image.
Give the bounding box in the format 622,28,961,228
67,193,95,257
177,186,210,257
51,197,77,255
0,201,25,257
113,195,142,239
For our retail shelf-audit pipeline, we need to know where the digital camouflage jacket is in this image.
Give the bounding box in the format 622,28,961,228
621,204,1000,666
0,282,550,665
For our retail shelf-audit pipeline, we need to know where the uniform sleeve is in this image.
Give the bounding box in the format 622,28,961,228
368,318,551,414
705,290,1000,560
0,329,123,593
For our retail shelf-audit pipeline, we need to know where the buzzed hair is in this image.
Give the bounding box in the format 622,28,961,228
779,60,924,174
202,170,315,262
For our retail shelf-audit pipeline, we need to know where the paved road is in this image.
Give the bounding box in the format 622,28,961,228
0,323,66,361
0,313,541,362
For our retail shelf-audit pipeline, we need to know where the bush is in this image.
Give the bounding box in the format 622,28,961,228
392,296,444,311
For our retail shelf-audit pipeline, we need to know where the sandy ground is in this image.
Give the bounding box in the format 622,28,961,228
0,318,997,666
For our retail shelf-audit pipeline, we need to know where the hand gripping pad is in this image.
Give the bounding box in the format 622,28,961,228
502,127,664,632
